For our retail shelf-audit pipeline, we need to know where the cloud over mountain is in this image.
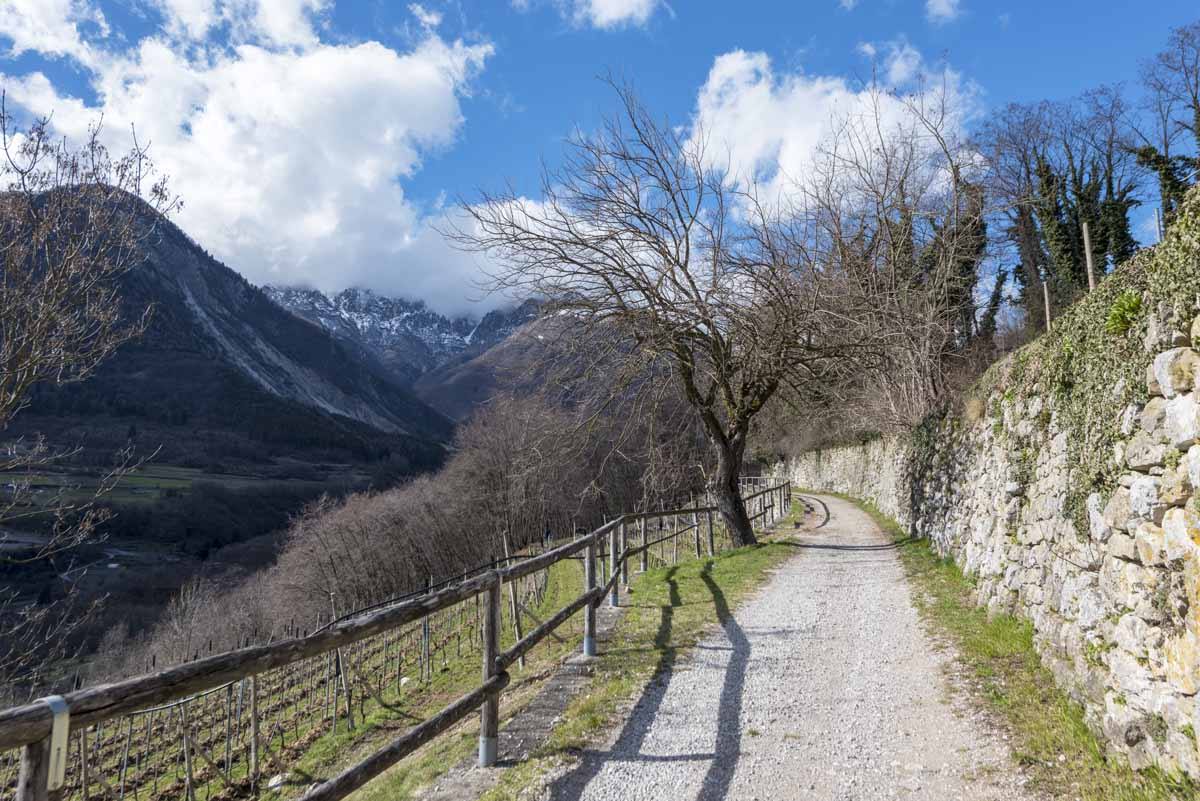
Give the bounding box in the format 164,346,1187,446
0,1,500,317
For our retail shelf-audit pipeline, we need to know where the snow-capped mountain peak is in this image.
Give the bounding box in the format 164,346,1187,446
264,286,538,385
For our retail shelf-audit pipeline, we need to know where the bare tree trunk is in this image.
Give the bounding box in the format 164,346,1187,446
710,438,756,547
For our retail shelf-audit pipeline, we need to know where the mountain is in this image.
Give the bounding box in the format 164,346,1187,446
411,317,561,420
15,201,453,474
264,287,540,386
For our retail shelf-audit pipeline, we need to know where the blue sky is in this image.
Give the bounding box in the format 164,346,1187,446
0,0,1197,316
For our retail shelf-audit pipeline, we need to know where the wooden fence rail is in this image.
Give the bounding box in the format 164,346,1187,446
0,479,791,801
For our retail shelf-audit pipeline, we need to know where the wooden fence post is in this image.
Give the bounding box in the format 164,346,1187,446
1083,221,1096,291
249,675,259,795
583,537,597,657
692,500,701,558
1042,281,1051,332
478,574,501,768
608,524,620,608
503,536,524,670
422,577,432,683
639,516,647,573
15,737,49,801
619,521,629,590
706,509,716,557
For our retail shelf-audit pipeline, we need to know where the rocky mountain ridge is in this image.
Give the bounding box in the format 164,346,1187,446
264,286,539,385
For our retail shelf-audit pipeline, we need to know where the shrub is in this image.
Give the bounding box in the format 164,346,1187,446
1105,290,1143,336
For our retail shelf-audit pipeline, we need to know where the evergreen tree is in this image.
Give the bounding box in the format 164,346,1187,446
1135,145,1193,220
978,267,1009,343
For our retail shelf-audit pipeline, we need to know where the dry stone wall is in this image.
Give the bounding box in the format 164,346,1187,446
778,192,1200,781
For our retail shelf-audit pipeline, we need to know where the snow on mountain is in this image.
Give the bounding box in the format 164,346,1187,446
264,286,539,385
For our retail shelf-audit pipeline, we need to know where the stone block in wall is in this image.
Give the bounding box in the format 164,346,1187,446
1114,614,1162,659
1103,487,1134,533
1135,522,1169,566
1148,361,1163,397
1186,556,1200,636
1109,648,1157,707
1130,476,1167,524
1152,348,1200,398
1141,397,1168,435
1127,431,1169,470
1159,463,1192,507
1101,557,1164,622
1160,507,1200,562
1088,492,1110,541
1108,531,1140,561
1189,444,1200,489
1165,392,1200,448
1164,631,1199,694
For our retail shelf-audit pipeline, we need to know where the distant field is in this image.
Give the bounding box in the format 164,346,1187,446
5,462,369,507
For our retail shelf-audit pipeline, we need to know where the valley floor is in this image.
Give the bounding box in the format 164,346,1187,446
545,495,1037,801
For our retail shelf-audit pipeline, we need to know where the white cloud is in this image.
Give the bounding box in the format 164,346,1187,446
152,0,218,40
881,39,922,86
1,3,501,316
856,37,931,89
838,0,859,9
691,48,978,207
0,0,108,65
408,3,443,28
925,0,961,24
578,0,658,28
226,0,329,48
513,0,662,31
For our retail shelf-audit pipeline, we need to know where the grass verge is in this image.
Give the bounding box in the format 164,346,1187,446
479,506,803,801
813,490,1198,801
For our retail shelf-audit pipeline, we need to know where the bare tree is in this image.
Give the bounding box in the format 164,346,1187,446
0,95,178,691
789,83,990,429
449,84,867,546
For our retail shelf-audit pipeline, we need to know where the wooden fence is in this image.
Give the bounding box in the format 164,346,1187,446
0,479,791,801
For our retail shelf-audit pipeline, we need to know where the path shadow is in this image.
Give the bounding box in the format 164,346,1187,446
545,566,682,800
779,537,916,553
545,562,752,801
695,564,749,801
797,495,830,529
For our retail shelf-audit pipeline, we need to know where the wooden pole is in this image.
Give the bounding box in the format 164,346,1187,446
639,517,648,573
1083,221,1096,291
583,538,597,657
421,578,431,683
502,536,524,670
706,509,715,557
15,738,49,801
1042,281,1052,332
619,521,629,590
608,524,620,608
249,675,259,795
180,705,195,801
79,729,88,801
1156,207,1165,243
478,574,501,768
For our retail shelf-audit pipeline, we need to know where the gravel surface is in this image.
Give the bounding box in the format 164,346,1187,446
544,494,1039,801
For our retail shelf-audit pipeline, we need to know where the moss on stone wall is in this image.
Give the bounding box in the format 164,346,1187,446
974,186,1200,533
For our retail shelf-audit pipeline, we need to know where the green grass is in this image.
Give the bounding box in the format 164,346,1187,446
10,463,361,507
479,506,803,801
276,558,590,801
245,505,800,801
823,491,1198,801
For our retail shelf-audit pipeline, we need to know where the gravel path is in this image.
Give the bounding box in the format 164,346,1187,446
544,494,1038,801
